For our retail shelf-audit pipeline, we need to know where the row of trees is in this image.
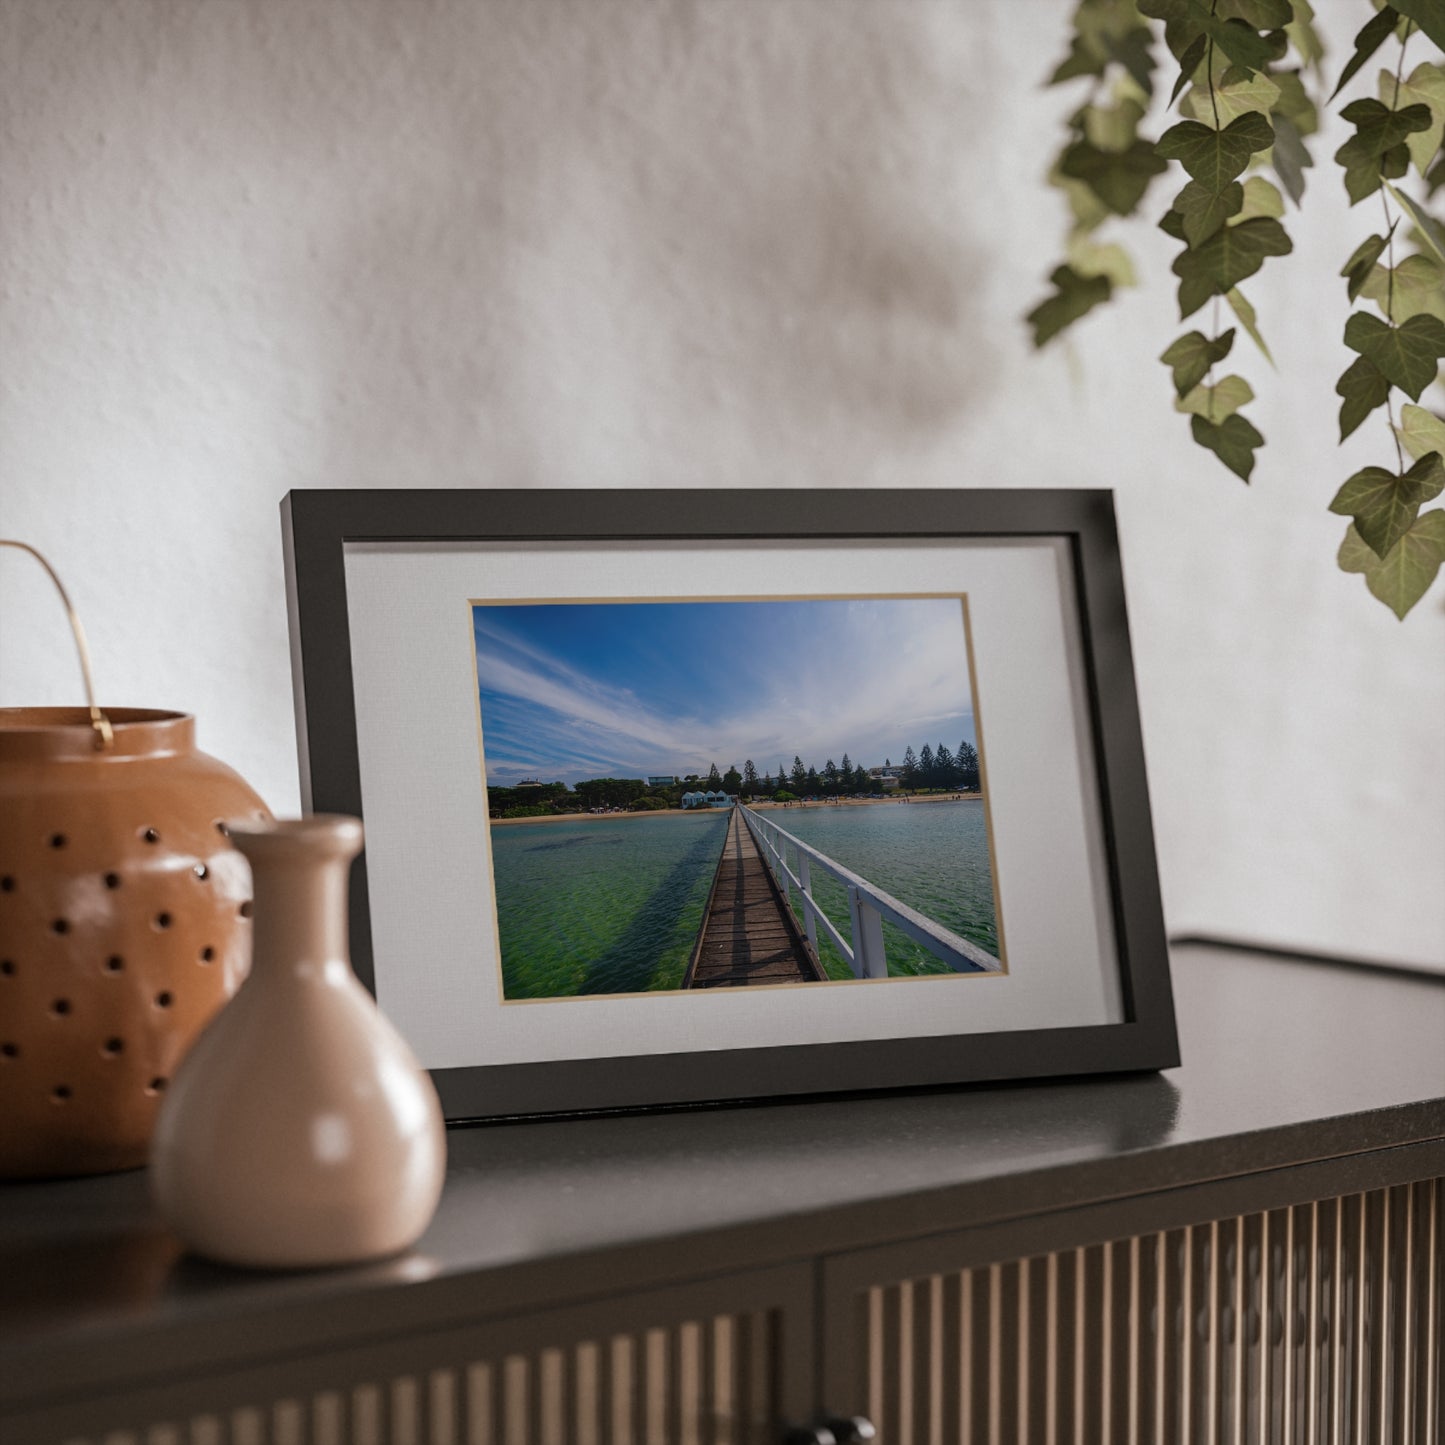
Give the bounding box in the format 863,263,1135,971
487,777,657,818
487,739,983,818
695,738,981,799
896,740,981,793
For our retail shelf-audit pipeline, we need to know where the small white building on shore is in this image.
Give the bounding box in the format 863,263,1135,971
682,790,734,808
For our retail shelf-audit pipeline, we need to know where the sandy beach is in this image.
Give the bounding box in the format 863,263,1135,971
490,808,723,827
490,793,983,825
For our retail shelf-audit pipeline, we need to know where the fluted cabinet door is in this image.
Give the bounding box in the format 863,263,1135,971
822,1180,1442,1445
6,1263,814,1445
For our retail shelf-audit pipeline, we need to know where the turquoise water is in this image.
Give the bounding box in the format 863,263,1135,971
489,811,729,998
762,801,999,979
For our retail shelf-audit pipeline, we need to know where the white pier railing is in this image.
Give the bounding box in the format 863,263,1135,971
740,806,1002,979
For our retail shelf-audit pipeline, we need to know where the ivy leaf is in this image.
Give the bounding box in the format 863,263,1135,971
1335,99,1432,204
1381,62,1445,174
1172,216,1293,318
1066,236,1139,287
1328,452,1445,558
1178,178,1246,244
1337,510,1445,618
1175,373,1256,420
1393,0,1445,56
1359,253,1445,322
1159,207,1188,241
1191,412,1265,480
1226,285,1274,363
1051,33,1110,85
1236,175,1285,222
1270,112,1314,205
1170,33,1209,105
1049,163,1113,235
1285,0,1326,73
1142,0,1281,72
1344,140,1412,205
1217,0,1294,25
1343,311,1445,399
1160,328,1237,395
1050,0,1156,84
1271,70,1319,140
1084,98,1148,152
1200,12,1284,74
1026,265,1114,347
1336,354,1392,439
1330,5,1401,101
1396,402,1445,460
1181,67,1282,126
1102,27,1159,97
1075,0,1157,52
1337,99,1434,160
1157,112,1275,190
1341,232,1391,302
1060,138,1170,215
1138,0,1207,64
1384,181,1445,265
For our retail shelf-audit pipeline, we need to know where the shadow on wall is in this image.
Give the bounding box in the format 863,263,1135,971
303,0,997,488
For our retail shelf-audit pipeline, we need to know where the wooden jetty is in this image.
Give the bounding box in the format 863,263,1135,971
685,807,826,988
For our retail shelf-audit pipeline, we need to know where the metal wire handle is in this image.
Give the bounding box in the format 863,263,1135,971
0,539,114,750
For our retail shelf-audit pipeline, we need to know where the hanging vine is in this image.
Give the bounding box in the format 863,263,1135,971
1327,6,1445,618
1147,0,1315,483
1028,0,1165,346
1029,0,1445,618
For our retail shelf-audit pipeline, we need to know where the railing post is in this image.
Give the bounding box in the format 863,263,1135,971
744,805,999,975
848,885,887,979
799,855,818,956
765,818,783,899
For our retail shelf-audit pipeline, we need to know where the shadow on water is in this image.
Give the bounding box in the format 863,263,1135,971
526,834,623,854
576,818,730,995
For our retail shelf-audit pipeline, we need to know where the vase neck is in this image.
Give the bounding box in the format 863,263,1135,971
250,852,351,971
229,816,364,974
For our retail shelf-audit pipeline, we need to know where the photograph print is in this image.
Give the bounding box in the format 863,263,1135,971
472,594,1005,1002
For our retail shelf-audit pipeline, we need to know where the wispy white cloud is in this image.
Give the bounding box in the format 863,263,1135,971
475,616,707,760
476,599,977,782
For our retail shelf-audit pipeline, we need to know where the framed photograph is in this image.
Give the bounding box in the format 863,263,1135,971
282,490,1177,1121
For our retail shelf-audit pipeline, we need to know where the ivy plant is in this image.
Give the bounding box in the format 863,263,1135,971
1030,0,1445,618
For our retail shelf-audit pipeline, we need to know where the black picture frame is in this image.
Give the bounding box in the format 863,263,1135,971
281,488,1178,1121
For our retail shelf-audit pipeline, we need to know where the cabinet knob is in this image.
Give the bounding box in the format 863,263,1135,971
785,1418,876,1445
825,1418,876,1444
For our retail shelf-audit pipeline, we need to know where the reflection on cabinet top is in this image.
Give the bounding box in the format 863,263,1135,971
2,942,1442,1410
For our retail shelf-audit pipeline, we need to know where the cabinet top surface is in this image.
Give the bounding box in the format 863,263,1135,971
2,942,1443,1386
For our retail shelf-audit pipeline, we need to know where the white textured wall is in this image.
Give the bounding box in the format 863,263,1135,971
1,0,1441,970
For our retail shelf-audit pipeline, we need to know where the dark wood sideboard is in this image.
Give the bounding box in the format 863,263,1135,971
2,941,1442,1444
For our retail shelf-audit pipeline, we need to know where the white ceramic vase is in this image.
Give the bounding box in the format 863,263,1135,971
150,815,446,1268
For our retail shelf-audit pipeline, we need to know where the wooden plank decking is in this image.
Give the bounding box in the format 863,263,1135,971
686,807,826,988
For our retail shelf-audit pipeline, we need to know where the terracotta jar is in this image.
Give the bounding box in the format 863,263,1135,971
150,815,447,1269
0,707,269,1177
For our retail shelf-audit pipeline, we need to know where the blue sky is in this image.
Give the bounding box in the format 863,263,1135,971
473,596,978,787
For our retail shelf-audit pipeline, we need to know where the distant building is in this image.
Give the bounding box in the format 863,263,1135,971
647,775,677,788
868,766,902,791
682,790,733,809
516,779,542,789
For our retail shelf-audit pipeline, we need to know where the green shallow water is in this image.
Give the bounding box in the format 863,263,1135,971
489,802,999,998
760,801,999,979
489,811,729,999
